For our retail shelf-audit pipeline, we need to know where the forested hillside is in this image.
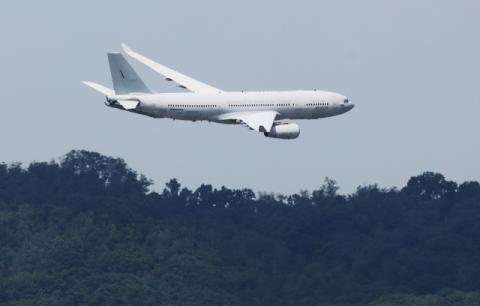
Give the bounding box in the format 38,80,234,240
0,150,479,306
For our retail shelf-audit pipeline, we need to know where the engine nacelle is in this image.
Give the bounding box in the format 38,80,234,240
264,123,300,140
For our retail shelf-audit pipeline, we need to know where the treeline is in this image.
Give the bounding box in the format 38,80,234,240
0,150,479,305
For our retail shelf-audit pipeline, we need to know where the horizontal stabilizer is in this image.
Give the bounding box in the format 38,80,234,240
117,100,139,110
83,82,114,96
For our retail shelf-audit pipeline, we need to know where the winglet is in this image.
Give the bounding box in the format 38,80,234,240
121,43,132,54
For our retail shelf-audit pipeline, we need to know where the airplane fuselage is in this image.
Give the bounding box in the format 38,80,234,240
107,90,354,123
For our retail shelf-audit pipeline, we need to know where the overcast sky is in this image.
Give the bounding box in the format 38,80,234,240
1,1,479,195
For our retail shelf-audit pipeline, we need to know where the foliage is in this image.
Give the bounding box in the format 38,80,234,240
0,151,479,305
368,289,480,306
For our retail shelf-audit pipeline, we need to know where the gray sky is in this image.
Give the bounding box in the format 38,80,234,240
1,1,479,195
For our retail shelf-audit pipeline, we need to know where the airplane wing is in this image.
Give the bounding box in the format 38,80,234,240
122,44,224,94
215,111,278,133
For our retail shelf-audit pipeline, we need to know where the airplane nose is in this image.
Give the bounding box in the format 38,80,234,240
346,101,354,111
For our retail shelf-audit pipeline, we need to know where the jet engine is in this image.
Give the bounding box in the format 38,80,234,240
264,123,300,140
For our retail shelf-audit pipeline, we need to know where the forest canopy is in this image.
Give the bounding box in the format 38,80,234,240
0,150,479,306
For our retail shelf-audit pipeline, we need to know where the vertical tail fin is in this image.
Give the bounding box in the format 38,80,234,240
107,52,155,95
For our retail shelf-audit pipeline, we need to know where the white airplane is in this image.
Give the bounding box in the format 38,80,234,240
84,44,354,140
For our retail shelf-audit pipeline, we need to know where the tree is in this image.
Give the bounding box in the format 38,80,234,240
403,172,457,201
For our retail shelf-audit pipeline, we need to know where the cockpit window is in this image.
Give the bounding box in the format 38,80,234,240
344,99,349,103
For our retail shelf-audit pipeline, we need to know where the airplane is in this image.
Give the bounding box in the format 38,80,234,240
84,44,354,140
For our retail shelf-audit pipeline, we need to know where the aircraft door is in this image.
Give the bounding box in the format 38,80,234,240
218,100,227,114
329,101,339,116
156,101,168,118
155,100,170,119
294,98,303,110
294,98,304,118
